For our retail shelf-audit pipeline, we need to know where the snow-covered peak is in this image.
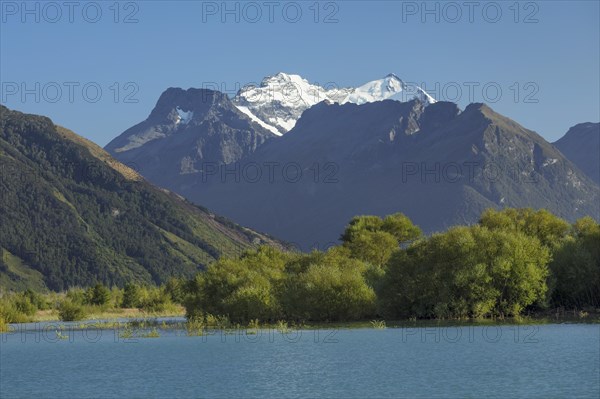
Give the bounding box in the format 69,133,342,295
237,72,334,110
233,72,342,135
261,72,310,88
342,75,436,105
232,73,435,135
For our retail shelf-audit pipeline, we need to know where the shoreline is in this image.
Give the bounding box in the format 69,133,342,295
5,310,599,333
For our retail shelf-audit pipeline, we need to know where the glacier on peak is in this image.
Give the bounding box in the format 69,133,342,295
232,73,436,135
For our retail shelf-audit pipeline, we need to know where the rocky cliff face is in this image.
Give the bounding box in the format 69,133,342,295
105,88,277,189
554,122,600,184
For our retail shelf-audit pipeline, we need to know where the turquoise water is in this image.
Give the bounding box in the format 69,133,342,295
1,323,598,398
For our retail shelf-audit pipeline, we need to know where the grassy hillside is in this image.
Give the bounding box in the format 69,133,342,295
0,106,282,291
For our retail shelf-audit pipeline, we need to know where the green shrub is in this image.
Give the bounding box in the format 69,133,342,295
0,300,32,323
138,288,172,312
23,289,49,310
58,300,87,321
66,289,87,305
13,295,37,317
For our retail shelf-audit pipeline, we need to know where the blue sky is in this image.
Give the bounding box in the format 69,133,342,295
1,0,599,145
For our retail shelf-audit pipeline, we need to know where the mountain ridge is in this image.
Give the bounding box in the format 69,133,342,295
554,122,600,184
178,99,599,248
103,79,599,249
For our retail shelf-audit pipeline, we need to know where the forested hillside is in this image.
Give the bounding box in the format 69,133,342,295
0,106,281,291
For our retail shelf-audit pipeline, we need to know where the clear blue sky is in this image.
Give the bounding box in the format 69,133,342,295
1,0,599,146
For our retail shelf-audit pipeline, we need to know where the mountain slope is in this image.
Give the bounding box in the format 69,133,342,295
105,88,277,189
179,100,599,248
0,106,281,291
554,122,600,184
231,72,435,135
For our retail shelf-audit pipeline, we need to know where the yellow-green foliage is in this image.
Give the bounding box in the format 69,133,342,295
379,225,550,319
58,300,87,321
185,246,290,322
184,209,581,323
0,315,9,333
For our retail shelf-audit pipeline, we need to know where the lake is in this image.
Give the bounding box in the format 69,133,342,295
1,322,598,398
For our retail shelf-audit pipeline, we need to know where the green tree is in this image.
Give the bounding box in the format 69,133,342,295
479,208,570,248
379,225,550,319
164,278,186,303
282,248,376,321
550,217,600,308
381,213,422,243
184,246,290,322
121,283,141,308
86,283,111,306
341,213,421,266
345,230,398,266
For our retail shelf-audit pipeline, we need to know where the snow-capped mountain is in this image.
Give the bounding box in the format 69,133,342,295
105,82,600,249
343,73,436,105
232,72,436,135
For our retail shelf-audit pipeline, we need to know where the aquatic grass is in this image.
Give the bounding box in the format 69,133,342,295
205,314,231,329
276,320,290,333
370,320,386,329
245,319,260,335
119,324,136,339
186,318,205,336
140,327,161,338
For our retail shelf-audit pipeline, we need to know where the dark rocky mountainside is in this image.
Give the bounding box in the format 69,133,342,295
180,100,599,248
105,86,599,249
554,122,599,184
105,88,277,189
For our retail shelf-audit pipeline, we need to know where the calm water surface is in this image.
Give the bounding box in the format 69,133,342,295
1,323,598,398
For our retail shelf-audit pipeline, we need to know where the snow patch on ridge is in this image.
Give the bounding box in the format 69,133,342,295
236,105,282,136
176,107,194,125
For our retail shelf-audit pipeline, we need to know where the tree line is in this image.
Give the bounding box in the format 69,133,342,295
184,208,599,322
1,208,598,327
